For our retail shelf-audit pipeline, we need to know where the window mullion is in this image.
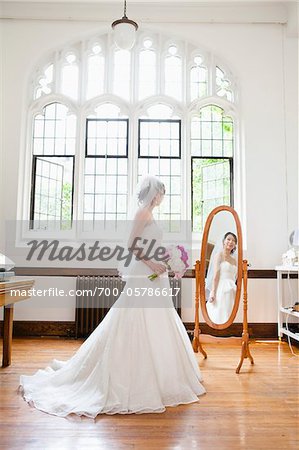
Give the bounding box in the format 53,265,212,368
54,51,60,95
210,53,215,97
75,109,85,227
80,40,87,105
158,33,163,96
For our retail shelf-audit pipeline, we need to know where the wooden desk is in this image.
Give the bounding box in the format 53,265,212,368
0,278,34,367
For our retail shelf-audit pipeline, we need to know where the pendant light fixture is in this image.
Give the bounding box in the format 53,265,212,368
111,0,139,50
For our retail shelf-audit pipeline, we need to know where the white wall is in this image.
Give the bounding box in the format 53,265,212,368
0,17,4,251
283,27,298,245
0,2,298,322
0,276,288,324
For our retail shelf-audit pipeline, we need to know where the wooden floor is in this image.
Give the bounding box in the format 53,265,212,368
0,338,298,450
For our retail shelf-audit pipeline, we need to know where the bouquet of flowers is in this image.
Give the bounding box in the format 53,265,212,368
148,245,189,281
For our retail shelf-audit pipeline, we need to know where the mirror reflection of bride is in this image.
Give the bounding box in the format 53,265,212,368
206,232,238,324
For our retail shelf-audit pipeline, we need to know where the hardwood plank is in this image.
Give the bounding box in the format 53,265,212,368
0,338,298,449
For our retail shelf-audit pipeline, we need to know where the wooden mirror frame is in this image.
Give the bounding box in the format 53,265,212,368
199,205,243,330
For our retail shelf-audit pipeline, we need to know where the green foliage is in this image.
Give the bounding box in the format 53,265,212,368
192,158,231,233
61,182,72,230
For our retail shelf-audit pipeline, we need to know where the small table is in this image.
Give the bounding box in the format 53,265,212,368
0,278,34,367
275,266,299,342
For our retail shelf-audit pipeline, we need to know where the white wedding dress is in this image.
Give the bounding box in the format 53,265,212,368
206,260,237,324
18,221,205,418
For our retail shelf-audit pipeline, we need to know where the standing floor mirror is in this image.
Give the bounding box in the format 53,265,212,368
192,205,254,373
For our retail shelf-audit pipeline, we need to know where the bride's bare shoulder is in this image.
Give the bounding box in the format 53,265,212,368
134,208,151,222
215,252,223,262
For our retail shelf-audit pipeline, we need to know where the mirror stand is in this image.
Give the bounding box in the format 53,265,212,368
236,260,254,373
192,258,255,373
192,260,207,359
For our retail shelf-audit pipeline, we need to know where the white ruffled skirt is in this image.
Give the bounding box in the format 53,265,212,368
19,263,205,418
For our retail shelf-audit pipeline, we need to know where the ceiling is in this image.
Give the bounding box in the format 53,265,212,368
0,0,296,32
0,0,293,3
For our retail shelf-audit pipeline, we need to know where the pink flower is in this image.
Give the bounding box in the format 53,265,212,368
148,244,189,281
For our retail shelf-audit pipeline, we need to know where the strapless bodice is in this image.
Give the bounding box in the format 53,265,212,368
219,260,237,281
140,220,163,251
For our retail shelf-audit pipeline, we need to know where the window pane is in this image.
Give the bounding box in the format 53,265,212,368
138,118,182,226
34,64,53,100
31,156,74,230
165,55,182,100
33,119,44,138
192,158,231,233
86,119,128,157
86,54,104,100
190,65,207,101
83,158,128,229
61,63,79,100
95,175,106,193
84,116,129,228
139,120,180,158
95,103,121,118
113,50,130,100
33,103,76,156
191,105,234,158
216,65,234,102
139,49,156,99
94,195,105,213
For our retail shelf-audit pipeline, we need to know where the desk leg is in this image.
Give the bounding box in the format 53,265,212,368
2,304,14,367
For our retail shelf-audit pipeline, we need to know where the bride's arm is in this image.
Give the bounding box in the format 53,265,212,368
209,253,221,302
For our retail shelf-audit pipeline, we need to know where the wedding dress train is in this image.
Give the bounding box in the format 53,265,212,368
18,222,205,418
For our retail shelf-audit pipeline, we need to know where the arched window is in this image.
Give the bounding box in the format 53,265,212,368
25,31,237,235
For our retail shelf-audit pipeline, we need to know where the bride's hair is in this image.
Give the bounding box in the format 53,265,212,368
223,232,237,254
137,176,165,207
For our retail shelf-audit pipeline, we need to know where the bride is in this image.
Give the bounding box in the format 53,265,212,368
18,175,205,419
206,232,238,324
